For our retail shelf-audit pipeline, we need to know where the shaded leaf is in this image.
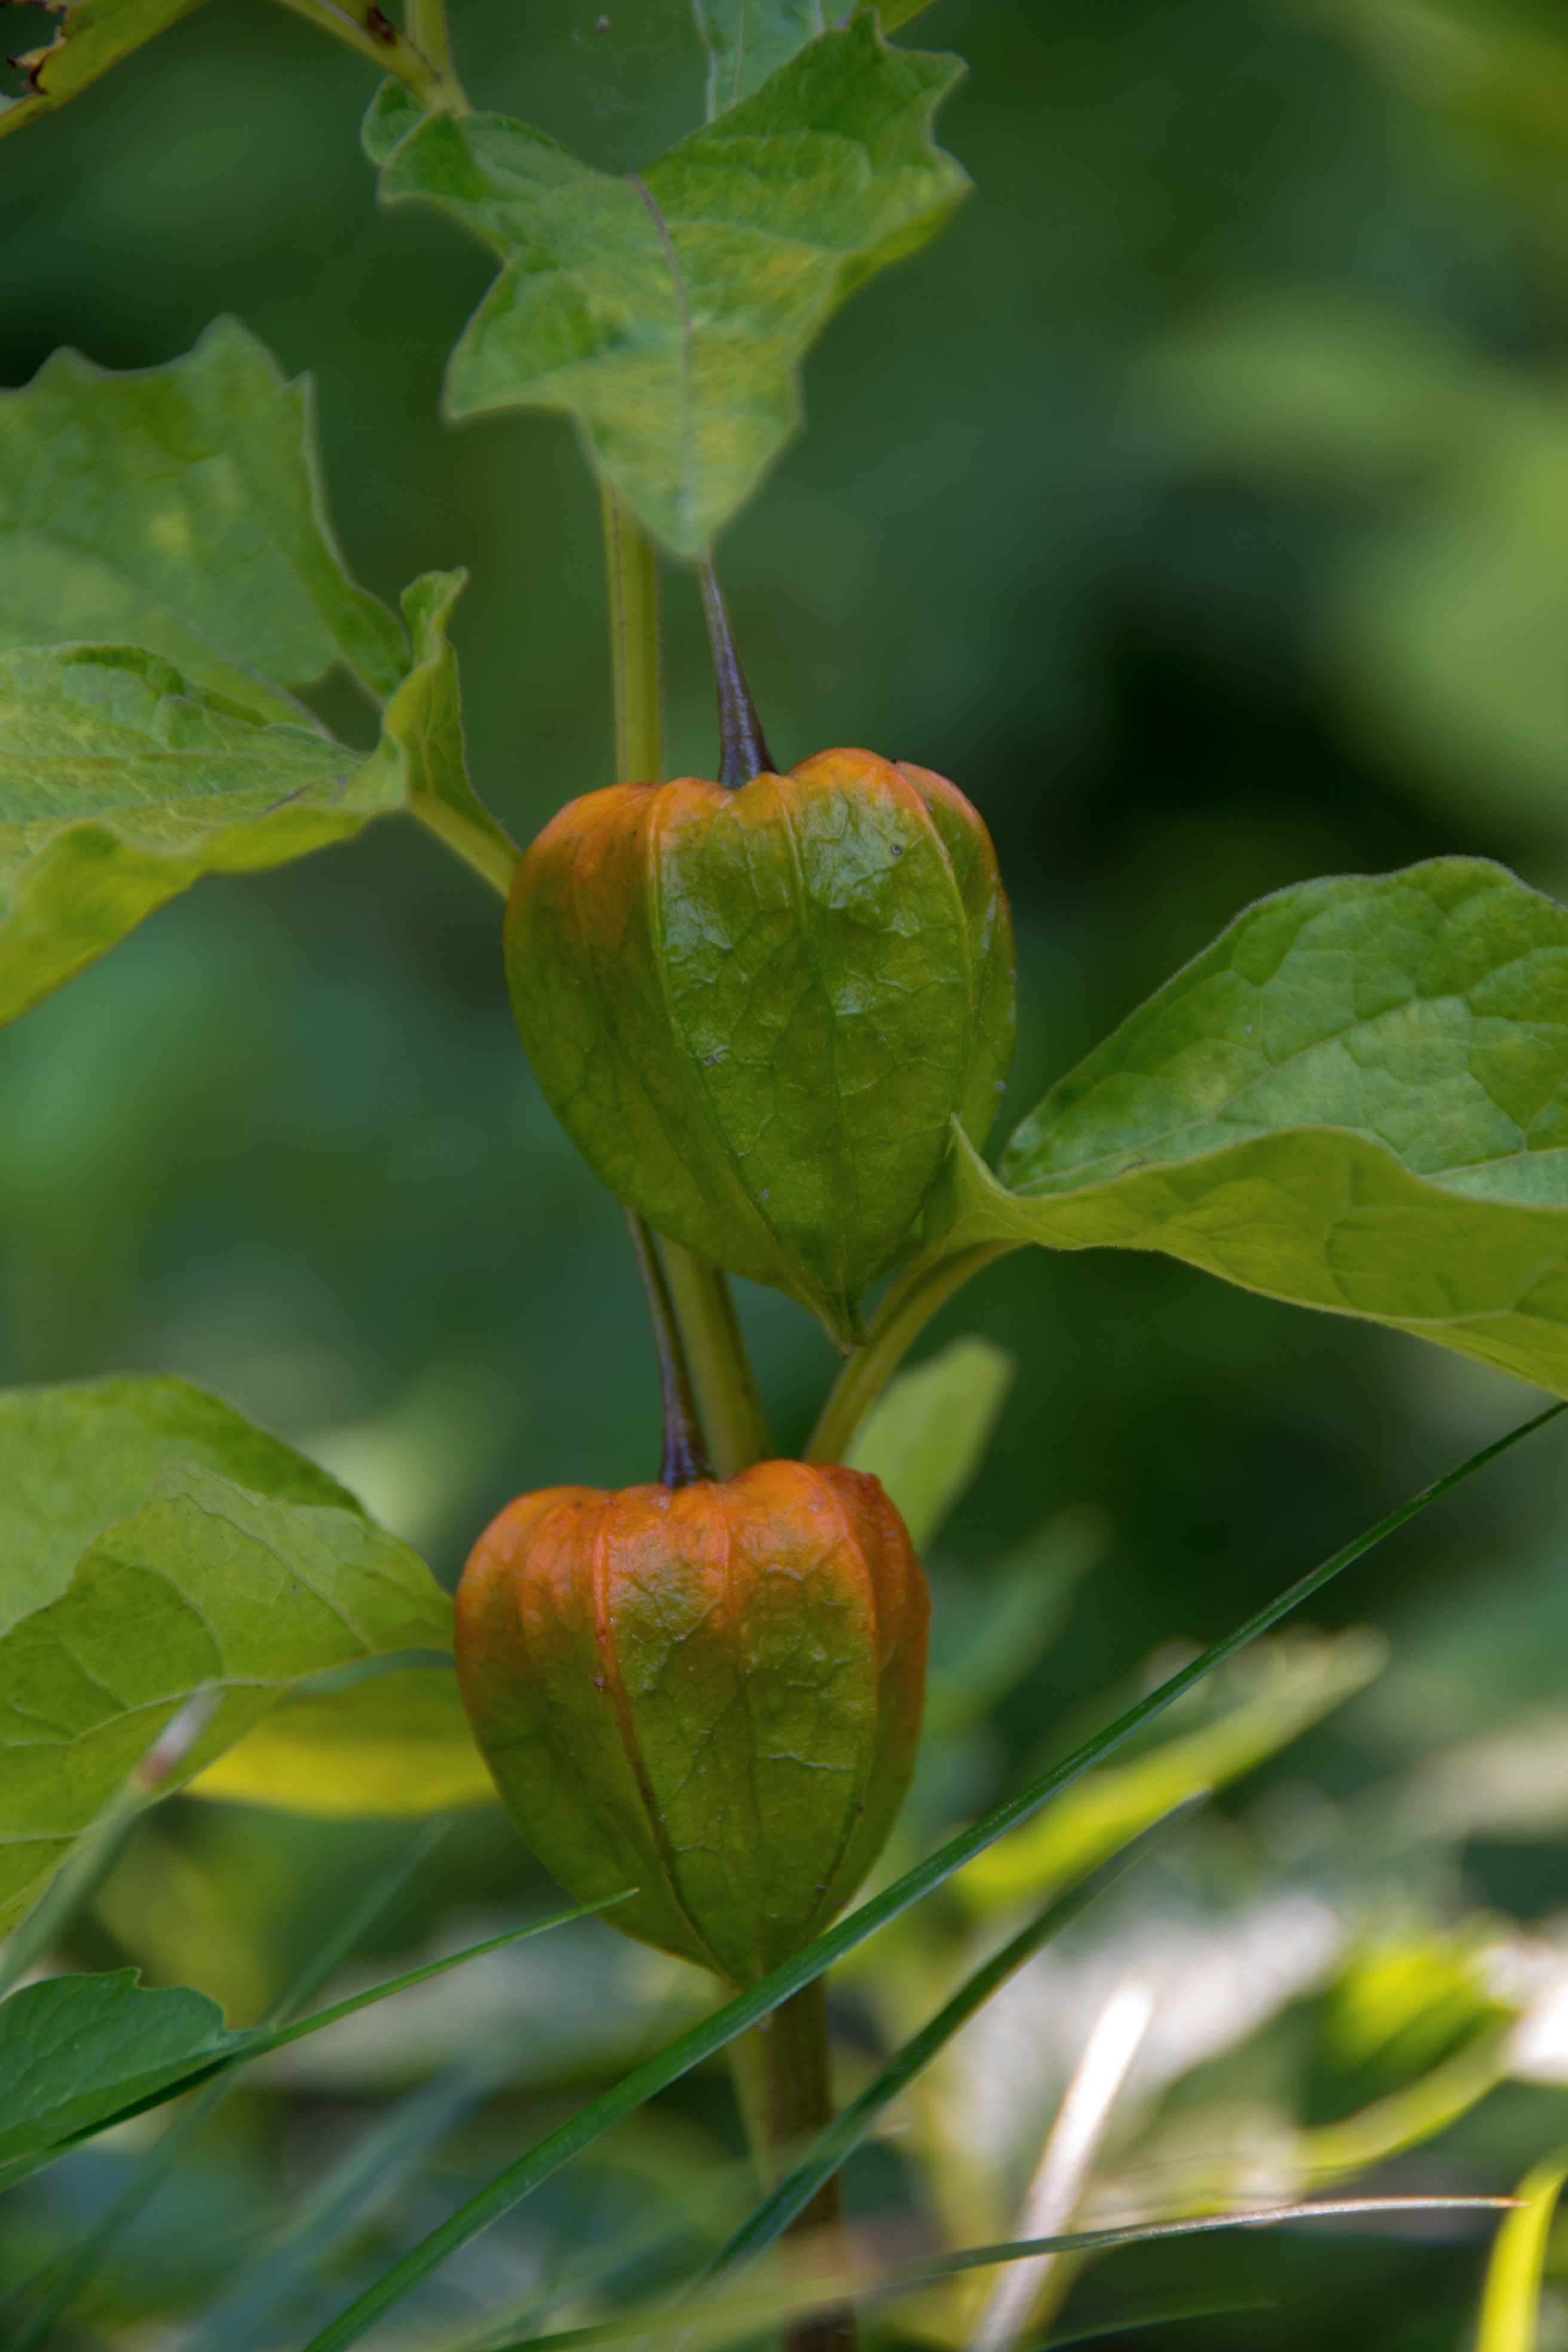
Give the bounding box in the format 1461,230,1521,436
930,859,1568,1398
366,569,517,896
0,1372,360,1637
846,1334,1014,1549
188,1665,495,1817
0,1456,451,1936
0,316,406,708
0,1970,256,2167
691,0,824,114
0,641,396,1028
0,0,209,142
375,17,969,551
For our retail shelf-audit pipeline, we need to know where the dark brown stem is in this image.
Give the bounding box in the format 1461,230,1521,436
697,556,776,787
623,1208,715,1487
756,1979,856,2352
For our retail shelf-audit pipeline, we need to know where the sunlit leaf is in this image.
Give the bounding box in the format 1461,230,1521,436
846,1334,1014,1549
0,0,210,142
372,17,969,551
928,859,1568,1398
0,1373,359,1637
0,317,406,708
955,1628,1385,1911
0,1447,451,1936
187,1665,495,1817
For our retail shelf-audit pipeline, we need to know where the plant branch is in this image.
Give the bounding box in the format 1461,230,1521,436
751,1979,854,2352
624,1208,715,1486
268,0,468,112
807,1240,1019,1463
698,555,775,786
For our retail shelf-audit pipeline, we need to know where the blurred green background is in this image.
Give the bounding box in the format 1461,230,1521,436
14,1,1568,2346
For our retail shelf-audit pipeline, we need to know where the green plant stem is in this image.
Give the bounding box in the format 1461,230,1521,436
268,0,469,112
408,789,518,901
697,555,775,785
751,1979,854,2352
662,1244,773,1474
599,480,772,1476
807,1239,1019,1463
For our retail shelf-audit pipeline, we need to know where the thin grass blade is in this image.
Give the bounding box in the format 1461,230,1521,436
301,1402,1561,2352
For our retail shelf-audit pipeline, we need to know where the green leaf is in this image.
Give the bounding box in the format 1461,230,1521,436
0,1372,361,1638
0,0,210,142
929,858,1568,1399
845,1334,1014,1548
186,1665,495,1817
954,1627,1386,1912
1477,2147,1568,2352
0,642,397,1029
366,571,517,897
691,0,825,114
0,1971,256,2167
0,1447,451,1937
0,316,406,709
375,17,969,552
295,1404,1558,2352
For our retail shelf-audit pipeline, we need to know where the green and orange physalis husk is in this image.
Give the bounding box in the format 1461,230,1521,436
454,1459,928,1985
504,739,1015,1348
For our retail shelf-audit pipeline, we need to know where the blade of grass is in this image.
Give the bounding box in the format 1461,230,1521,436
482,2198,1520,2352
1477,2147,1568,2352
699,1807,1200,2298
301,1401,1562,2352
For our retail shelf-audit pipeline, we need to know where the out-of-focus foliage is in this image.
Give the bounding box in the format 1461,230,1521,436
14,0,1568,2346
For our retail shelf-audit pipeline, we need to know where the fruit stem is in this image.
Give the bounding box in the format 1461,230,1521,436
698,555,776,787
660,1244,774,1474
754,1977,856,2352
623,1208,715,1487
601,482,769,1478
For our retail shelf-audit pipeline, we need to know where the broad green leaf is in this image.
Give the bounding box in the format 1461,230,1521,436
366,570,518,896
954,1628,1386,1912
0,0,209,142
0,316,406,709
188,1665,495,1817
0,1456,451,1936
0,1372,359,1637
691,0,824,114
374,17,969,552
0,642,397,1028
846,1335,1014,1549
930,858,1568,1399
0,1971,256,2167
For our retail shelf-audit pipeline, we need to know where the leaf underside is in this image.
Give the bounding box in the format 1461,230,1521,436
936,858,1568,1398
